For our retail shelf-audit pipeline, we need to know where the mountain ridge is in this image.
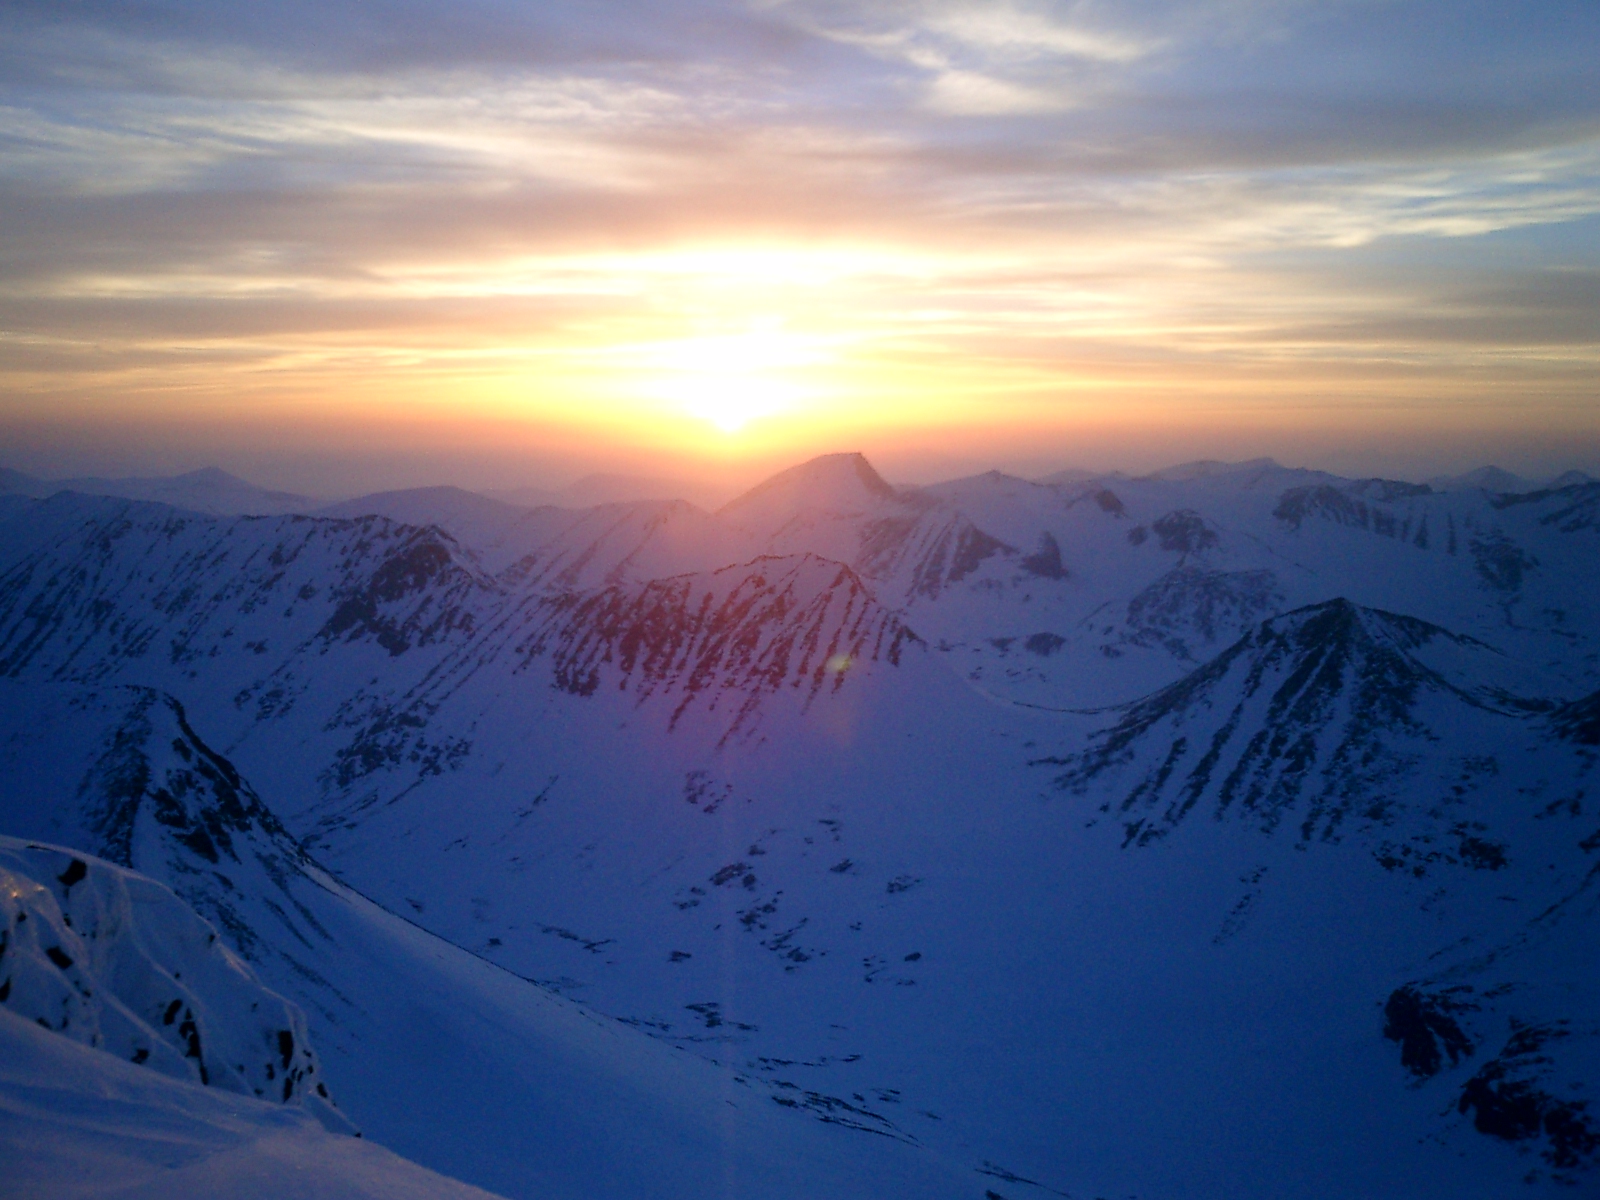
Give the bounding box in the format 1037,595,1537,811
1043,598,1559,845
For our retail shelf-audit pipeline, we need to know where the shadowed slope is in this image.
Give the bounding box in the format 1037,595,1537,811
1043,599,1551,844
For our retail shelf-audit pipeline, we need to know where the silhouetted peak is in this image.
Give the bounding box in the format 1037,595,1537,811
1253,598,1451,660
719,452,898,517
1427,465,1532,494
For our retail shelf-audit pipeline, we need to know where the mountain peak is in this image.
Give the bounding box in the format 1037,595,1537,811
718,452,900,519
1046,598,1528,844
1428,465,1532,494
77,686,300,876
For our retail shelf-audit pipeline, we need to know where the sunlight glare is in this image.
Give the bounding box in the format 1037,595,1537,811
641,326,825,434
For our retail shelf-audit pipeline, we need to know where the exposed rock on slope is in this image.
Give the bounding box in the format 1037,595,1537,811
0,495,494,688
1275,481,1434,547
1551,689,1600,745
1043,599,1545,844
1114,566,1283,662
52,686,337,972
858,510,1017,599
517,554,921,736
1381,864,1600,1184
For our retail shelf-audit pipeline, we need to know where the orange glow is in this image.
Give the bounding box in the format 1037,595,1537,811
6,228,1598,483
3,2,1597,493
617,325,829,434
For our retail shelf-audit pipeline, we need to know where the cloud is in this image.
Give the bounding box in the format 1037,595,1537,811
1,0,1598,470
921,3,1154,62
921,68,1076,114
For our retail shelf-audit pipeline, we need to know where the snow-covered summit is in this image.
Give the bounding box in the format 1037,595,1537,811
1428,465,1534,494
719,452,903,522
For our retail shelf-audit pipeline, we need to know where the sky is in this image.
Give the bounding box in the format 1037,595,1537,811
1,0,1598,493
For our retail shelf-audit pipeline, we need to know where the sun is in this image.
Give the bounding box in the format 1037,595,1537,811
680,379,790,433
642,327,820,434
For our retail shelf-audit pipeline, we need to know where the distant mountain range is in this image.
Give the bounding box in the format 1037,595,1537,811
485,471,732,511
5,457,1592,523
0,465,318,515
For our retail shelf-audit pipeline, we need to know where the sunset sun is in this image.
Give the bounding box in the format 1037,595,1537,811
642,327,822,434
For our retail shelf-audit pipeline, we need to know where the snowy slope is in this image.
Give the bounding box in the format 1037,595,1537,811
0,837,347,1128
1043,598,1555,845
0,683,977,1200
320,486,752,582
0,839,491,1198
0,1008,503,1200
244,598,1596,1198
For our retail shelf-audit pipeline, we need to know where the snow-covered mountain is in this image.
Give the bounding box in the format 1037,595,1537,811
0,452,1597,1198
1424,465,1600,494
1045,598,1554,845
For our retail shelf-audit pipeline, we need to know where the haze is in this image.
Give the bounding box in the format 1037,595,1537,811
2,1,1598,495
